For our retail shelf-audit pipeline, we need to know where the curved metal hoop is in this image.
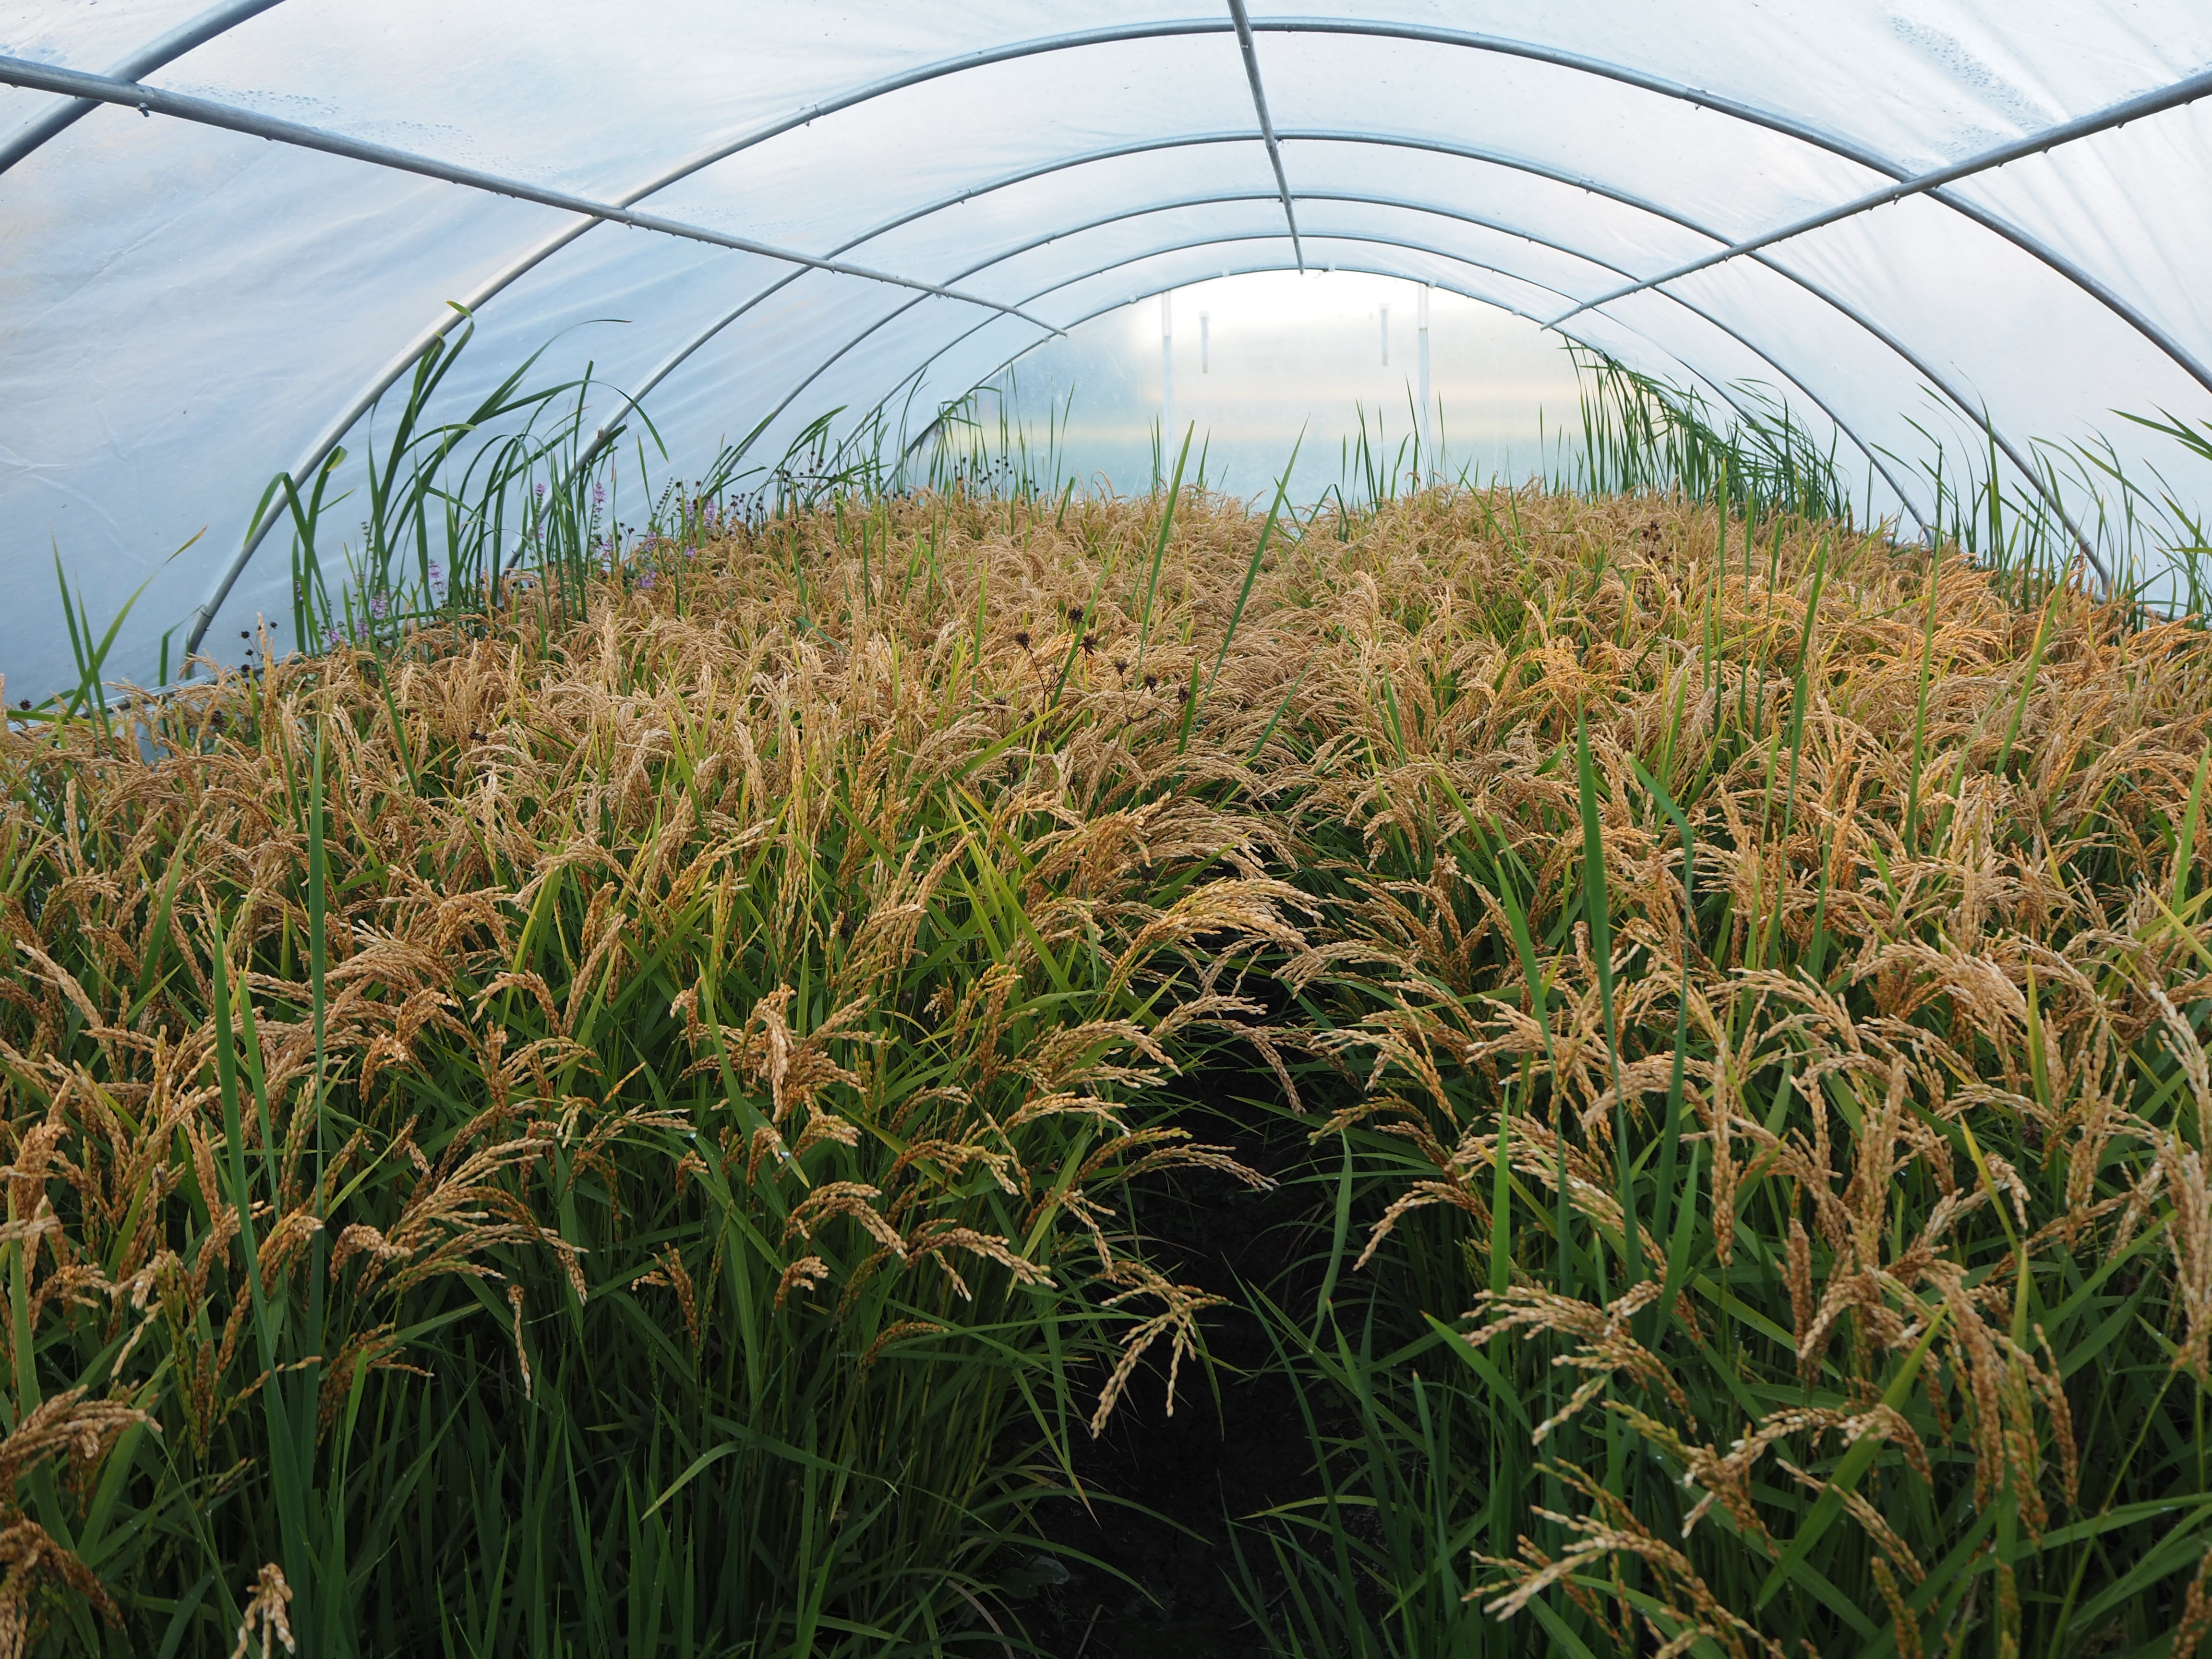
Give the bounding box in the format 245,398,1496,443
719,217,1928,532
595,126,1958,496
708,191,1928,522
902,229,2106,573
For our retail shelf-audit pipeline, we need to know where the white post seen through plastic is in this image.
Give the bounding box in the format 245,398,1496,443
1379,304,1390,367
1200,310,1210,373
1418,284,1433,481
1160,289,1175,463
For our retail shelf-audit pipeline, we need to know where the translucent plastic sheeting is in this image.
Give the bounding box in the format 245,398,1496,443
0,0,216,139
1945,104,2212,380
4,1,2212,699
0,108,587,685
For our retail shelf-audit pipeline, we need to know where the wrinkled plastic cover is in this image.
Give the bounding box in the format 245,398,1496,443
3,1,2210,697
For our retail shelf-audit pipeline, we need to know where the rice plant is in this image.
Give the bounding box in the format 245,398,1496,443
1224,485,2212,1659
0,484,1316,1656
6,328,2212,1659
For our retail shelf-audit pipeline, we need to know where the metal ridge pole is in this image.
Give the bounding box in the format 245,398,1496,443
1226,0,1304,272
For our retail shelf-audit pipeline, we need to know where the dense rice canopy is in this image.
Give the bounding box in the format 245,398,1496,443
4,3,2212,698
4,485,2210,1652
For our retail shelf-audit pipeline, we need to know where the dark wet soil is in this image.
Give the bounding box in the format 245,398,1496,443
1018,1089,1333,1658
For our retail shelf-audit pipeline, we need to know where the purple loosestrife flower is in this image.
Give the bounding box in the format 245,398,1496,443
637,570,657,590
369,594,389,619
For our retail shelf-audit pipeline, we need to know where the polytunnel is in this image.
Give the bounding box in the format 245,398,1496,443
5,1,2212,702
17,12,2212,1656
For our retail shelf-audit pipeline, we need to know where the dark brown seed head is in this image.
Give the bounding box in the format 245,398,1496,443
1012,630,1030,649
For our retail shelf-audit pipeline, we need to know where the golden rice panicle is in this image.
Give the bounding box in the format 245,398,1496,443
228,1563,293,1659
